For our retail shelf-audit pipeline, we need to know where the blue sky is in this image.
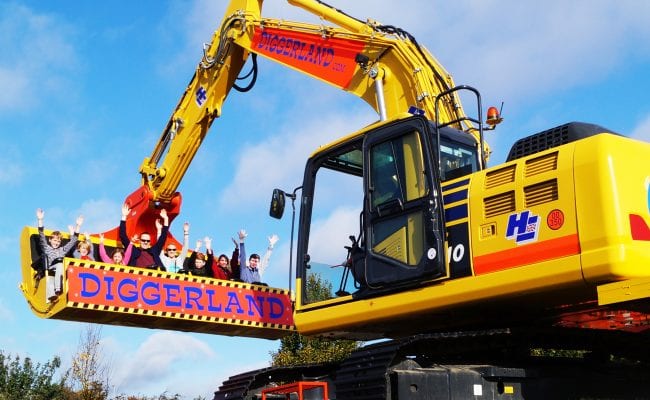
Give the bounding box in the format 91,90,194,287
2,0,650,398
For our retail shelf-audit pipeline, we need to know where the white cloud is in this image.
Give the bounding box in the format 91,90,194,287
32,207,67,232
0,3,78,113
171,0,650,144
0,67,30,111
251,0,650,109
155,1,226,79
297,206,360,267
265,205,361,288
219,108,371,211
26,199,120,237
113,331,214,394
171,0,650,101
262,0,433,28
425,1,650,105
74,198,122,234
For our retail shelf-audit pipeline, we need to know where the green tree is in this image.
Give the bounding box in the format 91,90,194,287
270,273,361,367
67,325,111,400
0,351,67,400
112,392,205,400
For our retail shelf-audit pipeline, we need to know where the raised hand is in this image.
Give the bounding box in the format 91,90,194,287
204,236,212,250
121,203,130,219
75,215,84,230
36,208,44,220
238,229,247,242
183,222,190,234
160,208,169,225
268,234,279,248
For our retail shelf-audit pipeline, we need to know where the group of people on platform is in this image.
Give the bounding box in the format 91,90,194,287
35,205,278,303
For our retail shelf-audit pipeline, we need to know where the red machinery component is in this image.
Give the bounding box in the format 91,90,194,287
261,381,328,400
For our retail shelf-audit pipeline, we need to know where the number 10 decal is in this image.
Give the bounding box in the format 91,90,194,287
447,223,472,278
448,243,465,263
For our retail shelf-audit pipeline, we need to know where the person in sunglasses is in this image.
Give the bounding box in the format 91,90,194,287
157,220,190,274
119,203,169,271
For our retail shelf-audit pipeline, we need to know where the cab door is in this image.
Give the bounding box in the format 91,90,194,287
361,117,446,288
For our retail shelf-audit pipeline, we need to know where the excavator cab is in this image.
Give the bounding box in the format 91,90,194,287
290,115,476,338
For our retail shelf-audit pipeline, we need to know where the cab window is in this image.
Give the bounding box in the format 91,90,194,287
369,131,429,267
439,139,478,181
370,132,429,209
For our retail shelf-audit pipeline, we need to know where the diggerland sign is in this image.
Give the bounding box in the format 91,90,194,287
251,26,366,89
65,264,294,326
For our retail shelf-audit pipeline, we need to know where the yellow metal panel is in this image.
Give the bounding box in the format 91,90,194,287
294,254,584,336
574,134,650,282
373,226,407,263
371,212,425,266
470,146,578,274
598,277,650,305
401,132,427,201
295,134,650,337
407,212,424,266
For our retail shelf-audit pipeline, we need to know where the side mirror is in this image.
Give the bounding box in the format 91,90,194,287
269,189,286,219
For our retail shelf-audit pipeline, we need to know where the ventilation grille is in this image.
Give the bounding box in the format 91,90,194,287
507,125,569,161
485,165,516,189
506,121,617,162
524,179,558,207
525,152,558,177
484,191,516,218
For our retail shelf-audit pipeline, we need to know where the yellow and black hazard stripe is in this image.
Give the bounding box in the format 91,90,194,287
63,258,296,334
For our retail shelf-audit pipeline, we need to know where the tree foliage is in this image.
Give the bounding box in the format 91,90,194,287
67,325,111,400
0,351,67,400
0,323,207,399
270,274,361,367
112,392,190,400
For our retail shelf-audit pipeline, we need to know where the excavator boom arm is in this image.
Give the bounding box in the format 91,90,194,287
141,0,478,207
139,1,261,203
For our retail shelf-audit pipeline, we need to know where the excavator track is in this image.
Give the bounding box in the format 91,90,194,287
214,328,650,400
334,338,402,400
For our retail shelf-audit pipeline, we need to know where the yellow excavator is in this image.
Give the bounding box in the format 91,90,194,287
19,0,650,398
